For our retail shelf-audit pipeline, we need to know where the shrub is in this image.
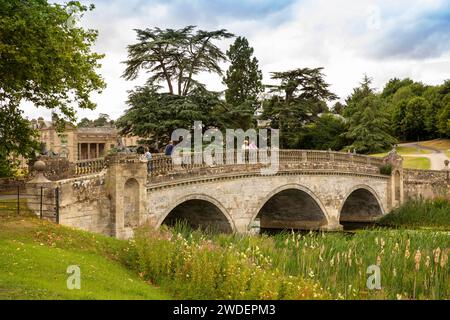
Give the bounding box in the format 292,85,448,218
378,198,450,229
379,164,392,175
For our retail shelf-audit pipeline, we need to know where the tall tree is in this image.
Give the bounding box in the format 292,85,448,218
222,37,263,129
119,26,233,145
261,67,338,148
116,86,224,148
123,26,233,96
0,0,105,176
345,77,396,153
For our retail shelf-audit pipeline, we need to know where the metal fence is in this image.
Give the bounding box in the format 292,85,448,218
0,184,59,223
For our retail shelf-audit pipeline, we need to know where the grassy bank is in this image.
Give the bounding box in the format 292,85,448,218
0,212,170,299
370,146,432,157
369,148,432,169
402,156,431,170
377,199,450,230
418,139,450,151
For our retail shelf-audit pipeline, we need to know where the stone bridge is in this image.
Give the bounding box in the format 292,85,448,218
28,149,449,238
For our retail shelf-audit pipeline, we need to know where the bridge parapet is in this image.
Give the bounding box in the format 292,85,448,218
147,150,386,184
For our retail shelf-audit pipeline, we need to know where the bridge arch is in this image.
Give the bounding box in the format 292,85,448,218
339,185,384,223
251,184,329,231
157,194,235,233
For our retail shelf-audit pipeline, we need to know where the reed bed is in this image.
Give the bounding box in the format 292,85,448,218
126,223,448,300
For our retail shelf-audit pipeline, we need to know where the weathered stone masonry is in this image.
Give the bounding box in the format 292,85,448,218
26,151,449,238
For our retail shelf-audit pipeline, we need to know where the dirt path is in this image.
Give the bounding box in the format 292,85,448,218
398,142,449,170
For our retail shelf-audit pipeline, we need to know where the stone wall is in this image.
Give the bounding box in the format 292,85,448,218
403,169,450,200
55,171,114,235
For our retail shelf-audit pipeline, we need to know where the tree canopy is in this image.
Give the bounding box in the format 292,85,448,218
222,37,263,130
260,67,338,148
122,26,233,96
0,0,105,176
118,26,234,147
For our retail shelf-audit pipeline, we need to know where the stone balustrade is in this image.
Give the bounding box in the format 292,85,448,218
74,158,106,176
147,149,386,181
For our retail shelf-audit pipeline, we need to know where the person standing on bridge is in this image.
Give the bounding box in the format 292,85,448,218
164,141,174,156
144,147,153,173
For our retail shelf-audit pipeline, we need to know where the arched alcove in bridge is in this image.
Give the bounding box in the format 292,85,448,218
161,199,233,233
124,178,140,228
340,187,383,223
255,188,328,231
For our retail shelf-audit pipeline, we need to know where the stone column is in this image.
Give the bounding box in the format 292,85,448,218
319,206,343,231
104,154,148,239
26,160,55,218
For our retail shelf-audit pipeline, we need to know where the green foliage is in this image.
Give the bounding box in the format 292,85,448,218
0,214,170,299
223,37,263,129
77,113,114,128
437,95,450,136
261,67,338,148
0,0,105,114
381,77,449,140
301,114,349,150
0,105,39,177
128,224,449,300
0,0,105,176
379,164,392,175
116,86,225,146
345,78,397,153
123,26,233,96
129,226,328,299
378,198,450,230
119,26,233,145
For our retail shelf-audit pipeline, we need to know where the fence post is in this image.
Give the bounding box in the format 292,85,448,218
55,187,60,224
17,185,20,215
39,186,43,219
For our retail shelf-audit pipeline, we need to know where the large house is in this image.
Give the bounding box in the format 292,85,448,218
31,118,140,162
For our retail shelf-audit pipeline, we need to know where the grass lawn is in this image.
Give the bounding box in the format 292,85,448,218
370,146,432,158
402,156,431,170
418,139,450,151
0,205,170,300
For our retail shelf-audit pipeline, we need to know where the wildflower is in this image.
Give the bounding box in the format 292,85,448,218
380,238,385,248
376,255,382,266
405,248,410,259
433,247,441,264
425,256,430,269
394,242,399,252
396,294,402,300
414,250,421,271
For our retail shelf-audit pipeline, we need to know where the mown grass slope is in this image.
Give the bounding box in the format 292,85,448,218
0,209,170,300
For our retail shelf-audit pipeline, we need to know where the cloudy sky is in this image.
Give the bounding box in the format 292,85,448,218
22,0,450,121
